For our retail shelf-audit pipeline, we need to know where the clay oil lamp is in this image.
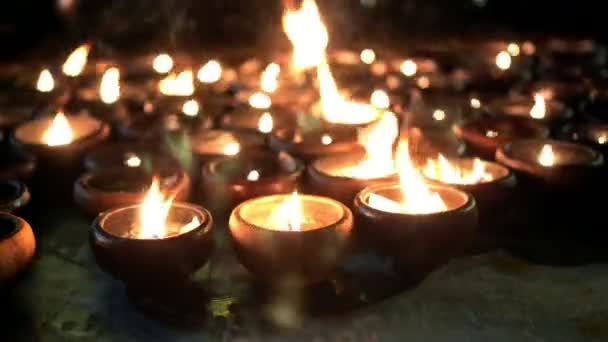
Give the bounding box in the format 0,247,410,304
74,166,190,216
201,151,304,217
307,112,399,206
353,142,478,274
454,116,549,159
485,93,573,127
0,212,35,286
90,180,214,293
422,155,515,229
0,180,30,214
0,148,36,181
229,191,352,287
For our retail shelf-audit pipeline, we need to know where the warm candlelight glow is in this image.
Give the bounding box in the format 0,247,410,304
247,170,260,181
159,70,194,96
507,42,521,56
416,76,431,89
261,63,281,93
486,130,499,138
44,111,74,146
139,179,174,239
197,60,222,83
182,99,200,117
153,53,174,74
598,134,608,145
321,134,333,145
400,59,417,77
36,69,55,92
283,0,329,70
496,51,512,70
432,109,446,121
470,98,481,109
529,93,546,119
423,155,493,185
360,49,376,64
62,44,90,77
371,89,390,109
258,112,274,133
224,142,241,156
124,153,142,168
538,144,556,167
249,92,272,109
267,191,304,231
99,67,120,104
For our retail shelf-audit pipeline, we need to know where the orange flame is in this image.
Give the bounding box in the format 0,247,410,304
44,111,74,146
153,53,174,74
182,99,200,117
62,44,90,77
267,191,304,231
36,69,55,92
538,144,555,167
495,50,512,70
258,112,274,133
139,178,174,239
283,0,329,70
197,60,222,83
423,155,493,185
247,170,261,181
249,92,272,109
223,142,241,156
371,89,390,109
99,67,120,104
530,93,546,119
159,70,194,96
261,63,281,93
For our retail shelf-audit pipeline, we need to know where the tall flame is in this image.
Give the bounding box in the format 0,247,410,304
36,69,55,92
159,70,194,96
139,178,174,239
424,155,492,185
44,111,74,146
99,67,120,104
62,44,90,77
538,144,555,167
529,93,546,119
258,112,274,133
267,191,304,231
283,0,329,70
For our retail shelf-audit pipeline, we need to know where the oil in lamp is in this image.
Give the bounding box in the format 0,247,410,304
353,142,478,274
90,179,214,292
0,212,35,286
200,151,304,217
229,191,352,287
307,112,399,206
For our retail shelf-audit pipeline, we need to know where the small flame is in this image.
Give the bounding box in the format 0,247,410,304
249,92,272,109
139,179,174,239
400,60,417,77
486,130,499,138
416,76,431,89
159,70,194,96
99,67,120,104
261,63,281,93
36,69,55,92
283,0,329,71
258,112,274,133
538,144,555,167
507,43,521,56
247,170,260,181
197,60,222,84
124,153,142,168
267,191,304,231
62,44,90,77
530,93,546,119
371,89,390,109
424,155,492,185
44,111,74,146
470,98,481,109
496,51,512,70
321,134,333,145
598,134,608,145
432,109,446,121
360,49,376,64
224,142,241,156
182,99,200,117
153,54,174,74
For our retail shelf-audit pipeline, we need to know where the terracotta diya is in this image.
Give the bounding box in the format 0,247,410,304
0,212,35,286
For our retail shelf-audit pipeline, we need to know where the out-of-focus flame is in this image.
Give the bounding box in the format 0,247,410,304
598,134,608,145
249,92,272,109
321,134,333,145
159,70,194,96
153,54,174,74
124,152,142,168
416,76,431,89
261,63,281,93
62,44,90,77
182,99,199,117
538,144,555,167
44,111,74,146
247,170,260,181
283,0,328,70
496,51,512,70
139,179,174,239
197,60,222,83
37,69,55,92
318,62,378,125
371,89,390,109
368,141,447,214
432,109,446,121
486,130,499,138
258,112,274,133
424,155,493,185
224,142,241,156
360,49,376,64
267,191,304,231
400,59,417,77
530,93,546,119
470,98,481,109
507,43,520,56
99,67,120,104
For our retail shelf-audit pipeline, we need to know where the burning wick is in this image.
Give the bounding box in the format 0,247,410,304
223,142,241,156
139,179,174,239
198,60,222,84
371,89,390,109
249,92,272,109
258,112,274,133
400,59,417,77
321,134,333,145
432,109,446,121
470,98,481,109
486,130,499,138
182,99,200,117
283,0,328,70
261,63,281,93
529,93,546,119
62,44,90,77
424,155,493,185
247,170,260,182
267,191,304,231
496,51,512,71
124,153,142,168
360,49,376,64
538,144,556,167
159,70,194,96
153,54,174,74
37,69,55,92
99,67,120,104
44,111,74,146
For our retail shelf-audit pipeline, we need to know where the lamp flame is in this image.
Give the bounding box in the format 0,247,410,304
496,51,512,70
400,59,417,77
182,99,199,117
197,60,222,83
249,92,272,109
538,144,555,167
223,142,241,156
261,63,281,93
321,134,333,145
159,70,194,96
258,112,274,133
62,44,90,77
424,155,493,185
44,111,74,146
153,54,174,74
247,170,260,181
598,134,608,145
139,178,174,239
124,153,142,168
283,0,328,70
267,191,304,231
371,89,390,109
530,93,546,119
37,69,55,92
99,67,120,104
360,49,376,64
